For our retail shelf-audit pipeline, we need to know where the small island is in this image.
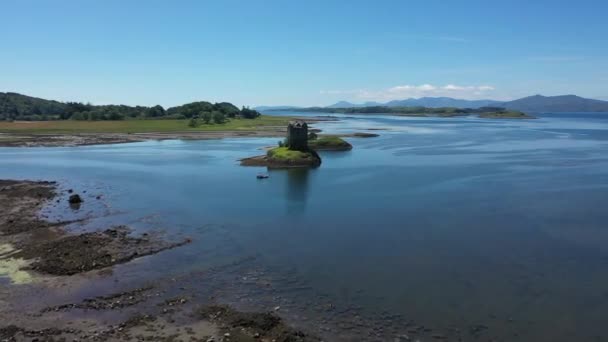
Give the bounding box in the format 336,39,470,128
308,134,353,151
478,110,533,119
240,121,322,168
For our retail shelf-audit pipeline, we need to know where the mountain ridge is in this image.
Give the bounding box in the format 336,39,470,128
319,95,608,112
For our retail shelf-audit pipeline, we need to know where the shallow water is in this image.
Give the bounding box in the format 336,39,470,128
2,112,608,341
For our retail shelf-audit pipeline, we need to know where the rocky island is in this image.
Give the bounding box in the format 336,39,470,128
241,121,322,168
308,134,353,151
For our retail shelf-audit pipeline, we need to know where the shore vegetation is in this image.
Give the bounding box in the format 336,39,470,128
0,116,291,134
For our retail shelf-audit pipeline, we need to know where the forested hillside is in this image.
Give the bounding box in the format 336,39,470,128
0,92,260,121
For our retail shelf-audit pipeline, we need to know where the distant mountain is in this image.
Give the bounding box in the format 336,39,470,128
327,101,356,108
386,97,501,108
500,95,608,112
328,97,500,109
325,95,608,112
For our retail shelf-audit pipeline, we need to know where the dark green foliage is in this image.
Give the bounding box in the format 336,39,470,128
212,111,226,124
215,102,240,118
0,92,67,121
0,92,263,121
145,105,166,118
241,106,261,119
188,117,200,127
201,112,212,124
166,101,214,118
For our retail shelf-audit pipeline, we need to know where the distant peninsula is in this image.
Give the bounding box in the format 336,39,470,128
270,106,535,119
258,94,608,113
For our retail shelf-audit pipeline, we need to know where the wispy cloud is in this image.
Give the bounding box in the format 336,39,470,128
320,84,496,101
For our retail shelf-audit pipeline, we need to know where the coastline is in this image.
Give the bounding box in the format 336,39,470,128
0,130,289,147
0,179,321,341
0,116,333,148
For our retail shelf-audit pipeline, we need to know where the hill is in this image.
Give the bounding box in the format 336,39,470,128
327,97,500,109
324,95,608,112
500,95,608,112
0,92,260,121
287,105,533,119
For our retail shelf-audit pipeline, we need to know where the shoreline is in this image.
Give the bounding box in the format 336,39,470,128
0,130,290,148
0,179,321,341
0,116,336,148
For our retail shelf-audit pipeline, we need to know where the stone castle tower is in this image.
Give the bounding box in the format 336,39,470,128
287,120,308,151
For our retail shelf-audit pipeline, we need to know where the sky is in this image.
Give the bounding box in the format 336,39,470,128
1,0,607,107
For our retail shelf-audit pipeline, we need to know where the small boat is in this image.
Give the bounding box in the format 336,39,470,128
256,174,269,179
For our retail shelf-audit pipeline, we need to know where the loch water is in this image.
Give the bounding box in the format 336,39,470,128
2,112,608,341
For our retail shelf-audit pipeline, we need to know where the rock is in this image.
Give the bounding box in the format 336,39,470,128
68,194,83,204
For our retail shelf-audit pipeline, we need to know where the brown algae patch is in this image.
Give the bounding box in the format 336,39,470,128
14,227,191,276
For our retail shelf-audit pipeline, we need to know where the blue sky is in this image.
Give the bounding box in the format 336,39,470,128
1,0,607,107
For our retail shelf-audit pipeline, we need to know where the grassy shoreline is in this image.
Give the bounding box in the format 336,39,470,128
0,116,291,134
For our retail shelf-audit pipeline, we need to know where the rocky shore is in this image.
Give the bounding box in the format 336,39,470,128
0,180,321,342
240,148,322,168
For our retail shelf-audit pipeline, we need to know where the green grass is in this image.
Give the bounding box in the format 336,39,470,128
0,116,291,134
267,147,313,161
308,135,351,148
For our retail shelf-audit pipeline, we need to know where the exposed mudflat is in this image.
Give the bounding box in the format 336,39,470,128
0,180,321,342
0,180,62,236
0,130,288,147
0,117,330,148
14,227,190,276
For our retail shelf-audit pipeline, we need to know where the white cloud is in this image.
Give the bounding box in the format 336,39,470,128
321,84,496,101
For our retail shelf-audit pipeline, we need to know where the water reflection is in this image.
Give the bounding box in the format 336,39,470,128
283,168,311,215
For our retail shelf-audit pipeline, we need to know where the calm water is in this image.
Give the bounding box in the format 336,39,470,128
2,112,608,341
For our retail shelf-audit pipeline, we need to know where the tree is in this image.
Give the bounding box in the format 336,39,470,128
188,117,200,127
145,105,165,118
212,111,226,124
240,106,261,119
201,112,212,124
215,102,240,118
